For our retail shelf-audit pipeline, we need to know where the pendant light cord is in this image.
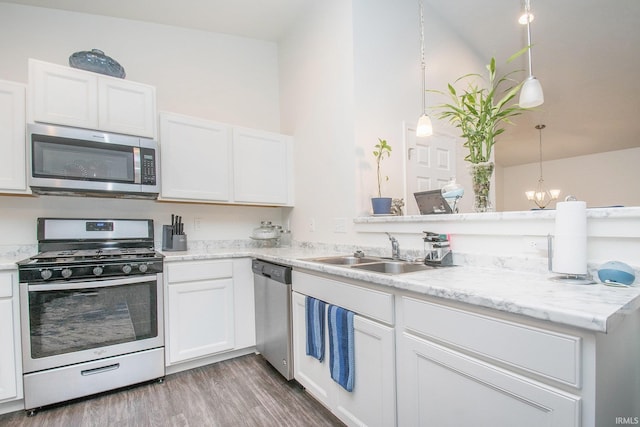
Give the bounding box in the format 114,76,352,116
536,124,546,182
525,0,534,77
419,0,426,115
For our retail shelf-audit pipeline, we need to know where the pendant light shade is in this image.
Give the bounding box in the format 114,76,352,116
519,76,544,108
417,0,433,137
416,113,433,137
519,0,544,108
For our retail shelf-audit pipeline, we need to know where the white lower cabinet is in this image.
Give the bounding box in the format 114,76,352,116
398,333,580,427
0,270,21,403
292,271,396,427
397,295,581,427
165,258,256,366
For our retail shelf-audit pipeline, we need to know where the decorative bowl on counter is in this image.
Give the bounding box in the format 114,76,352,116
597,261,635,286
251,221,280,240
69,49,126,78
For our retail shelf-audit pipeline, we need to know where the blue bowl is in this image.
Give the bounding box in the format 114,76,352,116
597,261,635,286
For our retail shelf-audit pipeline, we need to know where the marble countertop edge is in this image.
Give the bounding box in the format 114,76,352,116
162,247,640,334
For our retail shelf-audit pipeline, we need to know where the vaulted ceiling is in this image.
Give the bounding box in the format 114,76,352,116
4,0,639,166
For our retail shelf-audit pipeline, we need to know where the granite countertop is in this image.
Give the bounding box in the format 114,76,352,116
163,247,640,334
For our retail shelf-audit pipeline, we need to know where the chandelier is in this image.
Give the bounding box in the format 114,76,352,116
525,124,560,209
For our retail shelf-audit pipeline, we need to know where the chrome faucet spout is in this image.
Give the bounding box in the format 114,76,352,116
386,232,400,260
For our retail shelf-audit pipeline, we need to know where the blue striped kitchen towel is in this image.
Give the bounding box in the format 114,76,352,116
305,296,326,361
328,304,355,392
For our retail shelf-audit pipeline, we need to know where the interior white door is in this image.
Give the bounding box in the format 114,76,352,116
404,122,456,215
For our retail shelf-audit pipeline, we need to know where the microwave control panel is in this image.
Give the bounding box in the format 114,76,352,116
140,148,157,185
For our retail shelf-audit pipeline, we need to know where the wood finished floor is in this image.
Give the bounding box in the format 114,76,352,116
0,353,345,427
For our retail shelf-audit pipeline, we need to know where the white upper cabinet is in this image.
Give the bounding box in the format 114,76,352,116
232,127,293,205
97,77,156,137
159,112,294,206
29,59,156,138
159,112,232,202
0,80,28,193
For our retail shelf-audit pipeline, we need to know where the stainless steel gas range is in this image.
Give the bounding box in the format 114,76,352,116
17,218,165,415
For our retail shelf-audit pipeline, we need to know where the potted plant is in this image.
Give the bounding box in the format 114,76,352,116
371,138,393,215
433,57,528,212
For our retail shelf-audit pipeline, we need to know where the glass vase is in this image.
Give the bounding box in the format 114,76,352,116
469,162,494,212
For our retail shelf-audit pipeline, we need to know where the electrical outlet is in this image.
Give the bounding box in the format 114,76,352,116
309,218,316,232
193,217,202,231
523,237,545,253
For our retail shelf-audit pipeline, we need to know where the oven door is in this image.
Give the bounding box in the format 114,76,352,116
20,274,164,374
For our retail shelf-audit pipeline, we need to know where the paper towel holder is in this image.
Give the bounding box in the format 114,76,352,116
547,234,596,285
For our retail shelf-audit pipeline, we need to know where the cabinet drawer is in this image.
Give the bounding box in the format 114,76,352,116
0,272,12,298
293,271,393,324
167,260,233,283
402,296,581,387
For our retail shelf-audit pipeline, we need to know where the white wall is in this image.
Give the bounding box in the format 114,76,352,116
278,0,356,244
279,0,489,248
0,3,285,249
501,147,640,211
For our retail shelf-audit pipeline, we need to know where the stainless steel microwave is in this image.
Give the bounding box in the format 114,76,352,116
28,123,159,199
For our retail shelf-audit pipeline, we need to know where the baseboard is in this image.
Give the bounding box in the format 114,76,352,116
165,346,256,375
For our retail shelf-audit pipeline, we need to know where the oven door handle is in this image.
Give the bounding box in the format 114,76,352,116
27,275,155,292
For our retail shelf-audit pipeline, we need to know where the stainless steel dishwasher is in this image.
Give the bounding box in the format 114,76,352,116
252,259,293,380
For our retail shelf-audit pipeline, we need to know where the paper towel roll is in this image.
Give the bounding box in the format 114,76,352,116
553,200,587,275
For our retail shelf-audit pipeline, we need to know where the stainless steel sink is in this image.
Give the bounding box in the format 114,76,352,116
304,255,385,265
350,261,434,274
304,255,435,275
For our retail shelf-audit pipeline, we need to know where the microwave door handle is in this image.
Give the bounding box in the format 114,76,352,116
133,146,142,184
27,275,153,292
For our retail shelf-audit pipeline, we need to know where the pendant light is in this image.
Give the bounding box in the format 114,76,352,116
525,124,560,208
416,0,433,137
519,0,544,108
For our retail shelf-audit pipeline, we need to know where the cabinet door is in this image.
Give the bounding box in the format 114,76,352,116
98,78,156,138
167,278,235,364
335,315,396,427
232,258,256,349
292,291,335,408
232,127,293,205
0,80,27,193
397,333,580,427
159,113,232,202
0,272,18,402
29,59,98,129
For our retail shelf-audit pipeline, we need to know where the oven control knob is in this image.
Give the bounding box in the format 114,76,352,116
138,264,149,273
61,268,73,279
93,266,104,276
122,265,132,274
40,269,53,280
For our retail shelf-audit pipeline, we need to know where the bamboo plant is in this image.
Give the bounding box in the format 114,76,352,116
373,138,392,198
434,57,527,164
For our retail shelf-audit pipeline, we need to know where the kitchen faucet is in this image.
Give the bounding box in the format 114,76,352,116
386,232,400,260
